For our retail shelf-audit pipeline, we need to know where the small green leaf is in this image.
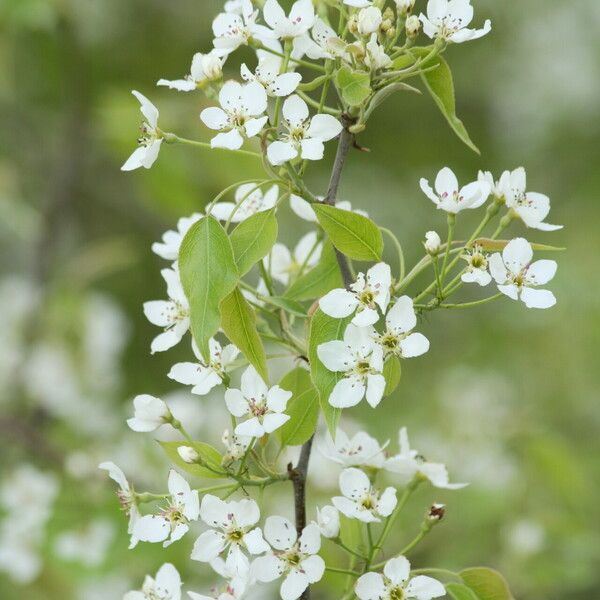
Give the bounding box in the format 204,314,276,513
285,242,343,302
230,209,278,276
336,66,371,107
460,568,515,600
277,368,319,446
313,204,383,262
179,216,239,358
220,287,269,383
159,441,225,479
267,296,307,317
383,356,402,396
308,308,352,437
446,583,480,600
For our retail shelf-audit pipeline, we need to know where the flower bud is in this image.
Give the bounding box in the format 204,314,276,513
395,0,416,15
424,231,441,255
381,18,393,33
348,14,359,35
358,7,383,36
177,445,200,464
428,503,446,522
316,506,340,539
383,7,395,21
405,14,421,38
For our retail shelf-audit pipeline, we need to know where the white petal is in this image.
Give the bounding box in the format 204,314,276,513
377,487,398,517
301,554,325,583
526,260,557,286
498,284,519,301
191,530,226,561
299,523,321,554
319,289,358,318
225,389,249,418
283,94,309,128
329,377,365,408
399,333,430,358
132,90,159,128
386,296,416,334
434,167,458,196
520,287,556,310
267,140,297,165
300,138,325,161
155,563,182,596
306,114,342,141
121,146,149,172
502,238,533,273
252,554,285,582
262,412,290,433
355,572,386,600
235,417,265,437
200,106,229,130
281,570,310,600
243,527,270,554
488,253,509,284
290,194,317,221
132,515,169,543
352,307,380,327
384,556,410,585
211,129,244,150
264,516,296,550
419,178,439,204
365,374,385,408
241,365,269,398
405,575,446,599
339,468,370,499
266,385,292,413
272,72,302,96
244,115,268,138
317,340,354,372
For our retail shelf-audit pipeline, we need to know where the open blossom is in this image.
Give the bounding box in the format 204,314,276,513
222,429,253,465
121,91,163,171
420,167,490,213
192,495,269,571
188,555,250,600
461,245,492,286
200,80,268,150
143,266,190,353
317,324,386,409
225,365,291,437
419,0,491,44
133,470,199,547
124,563,182,600
357,6,382,35
168,338,239,396
321,429,387,469
265,232,322,286
127,394,171,432
364,34,392,70
293,18,347,61
356,556,445,600
314,506,340,539
241,56,301,97
99,462,140,549
152,213,202,261
267,95,342,165
263,0,315,39
211,184,279,223
385,427,468,489
320,263,391,327
252,517,325,600
489,238,557,309
158,51,225,91
332,468,397,523
290,194,367,222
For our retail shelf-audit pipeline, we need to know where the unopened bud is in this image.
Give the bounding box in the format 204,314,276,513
395,0,416,15
424,231,441,255
177,445,200,464
405,15,421,38
386,26,396,39
348,15,359,34
381,18,393,32
358,7,383,36
383,7,395,21
428,503,446,522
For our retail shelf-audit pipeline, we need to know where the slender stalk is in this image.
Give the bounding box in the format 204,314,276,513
325,566,360,577
169,134,262,159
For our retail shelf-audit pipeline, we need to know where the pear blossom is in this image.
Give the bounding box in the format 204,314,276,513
420,167,490,213
344,0,372,7
289,194,367,222
364,34,392,70
489,238,557,309
356,556,445,600
222,429,253,465
424,231,441,254
188,555,250,600
152,213,203,261
461,244,492,286
357,7,382,36
264,232,322,286
319,263,391,327
200,80,268,150
321,429,386,469
192,495,269,571
375,296,430,359
241,56,301,97
168,338,239,396
127,394,171,432
314,506,340,539
211,183,279,223
267,95,342,165
293,18,347,61
252,517,325,600
132,470,199,547
405,14,422,37
124,563,182,600
225,365,292,437
143,266,190,353
98,462,140,549
385,427,468,489
263,0,315,40
396,0,416,14
317,324,386,408
332,468,397,523
419,0,491,44
177,446,200,464
122,91,163,171
158,51,225,91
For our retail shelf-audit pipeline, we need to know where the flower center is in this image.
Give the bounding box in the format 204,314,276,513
247,396,268,417
389,586,405,600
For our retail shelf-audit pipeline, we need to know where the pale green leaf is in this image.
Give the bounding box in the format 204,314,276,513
383,355,402,396
460,568,515,600
446,583,480,600
230,209,278,276
336,66,371,107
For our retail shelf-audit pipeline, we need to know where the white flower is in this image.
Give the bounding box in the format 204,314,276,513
188,555,250,600
143,266,190,353
168,338,239,396
293,18,347,61
385,427,468,489
424,231,441,254
332,468,397,523
375,296,430,359
152,213,203,261
263,0,315,40
405,14,422,37
200,80,268,150
289,194,367,222
132,470,199,547
344,0,372,7
419,0,491,44
317,324,385,409
54,519,115,567
267,95,342,165
489,238,557,309
265,232,322,286
314,506,340,539
319,263,391,327
124,563,182,600
420,167,490,213
158,51,225,91
222,429,253,464
121,91,163,171
357,7,382,35
461,245,492,286
192,495,269,572
98,462,140,549
127,394,171,432
211,183,279,223
365,34,392,70
225,365,292,437
356,556,445,600
241,56,301,97
177,446,200,464
252,517,325,600
321,429,386,469
396,0,416,14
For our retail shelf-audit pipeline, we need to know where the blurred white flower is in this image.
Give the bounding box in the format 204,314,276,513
211,183,279,223
289,194,367,222
127,394,171,432
419,0,491,44
420,167,490,213
241,56,301,97
314,506,340,539
158,51,225,91
293,18,347,61
222,429,253,464
152,213,203,261
54,519,115,567
265,232,322,286
124,563,182,600
321,429,386,469
122,91,163,171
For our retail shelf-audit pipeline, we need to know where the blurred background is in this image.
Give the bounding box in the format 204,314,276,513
1,0,599,598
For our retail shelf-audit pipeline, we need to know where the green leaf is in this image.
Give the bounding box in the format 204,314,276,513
220,287,269,383
313,204,383,262
229,209,278,276
179,216,239,358
276,367,320,446
285,242,343,302
383,356,402,396
336,65,371,107
446,583,480,600
460,568,515,600
410,48,480,154
159,441,225,479
308,308,352,437
267,296,307,317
